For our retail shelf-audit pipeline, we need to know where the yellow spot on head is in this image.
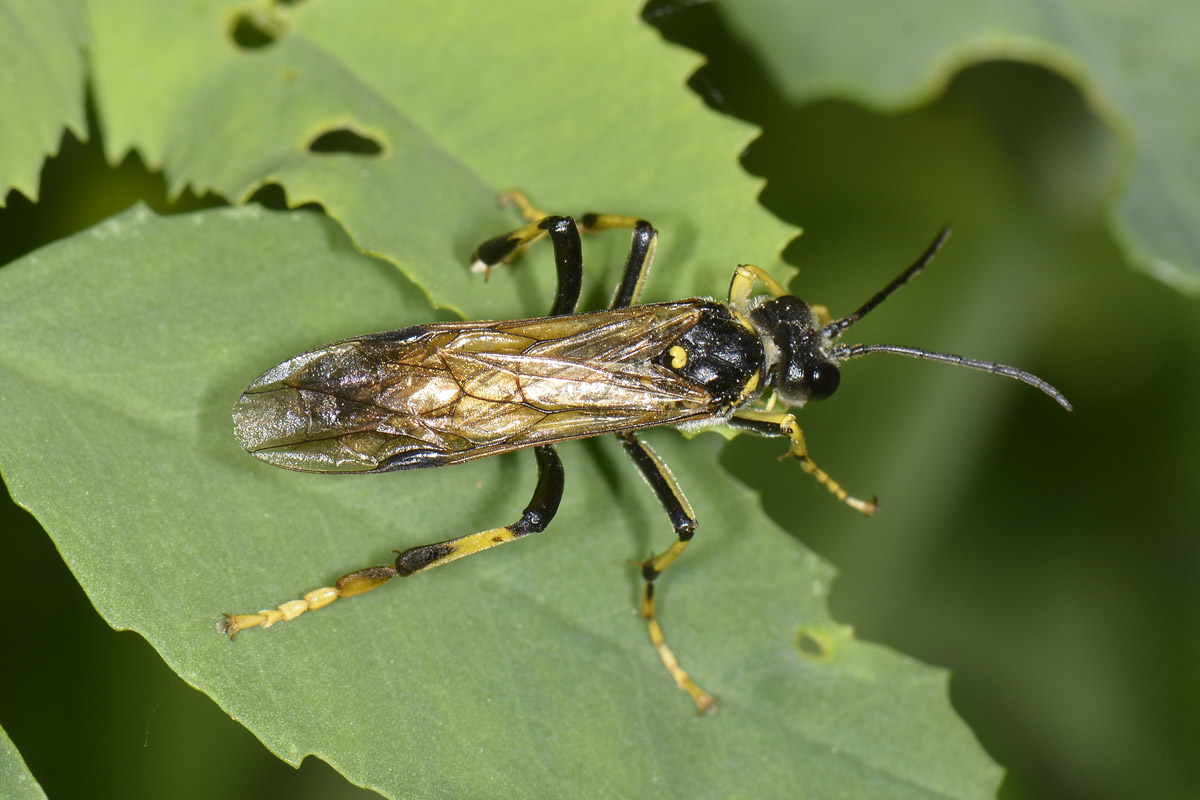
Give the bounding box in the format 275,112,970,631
669,345,688,369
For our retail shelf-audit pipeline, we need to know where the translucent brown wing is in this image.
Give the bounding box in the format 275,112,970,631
233,303,721,473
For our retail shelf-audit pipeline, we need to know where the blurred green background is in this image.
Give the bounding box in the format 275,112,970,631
655,8,1200,800
2,4,1198,799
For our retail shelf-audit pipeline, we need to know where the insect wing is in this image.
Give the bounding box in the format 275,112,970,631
233,304,718,473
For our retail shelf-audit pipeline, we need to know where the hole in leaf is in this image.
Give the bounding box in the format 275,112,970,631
796,627,832,661
247,182,324,214
307,127,384,156
229,13,278,49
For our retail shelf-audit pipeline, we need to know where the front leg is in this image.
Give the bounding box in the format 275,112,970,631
729,410,878,516
471,215,585,316
470,191,658,313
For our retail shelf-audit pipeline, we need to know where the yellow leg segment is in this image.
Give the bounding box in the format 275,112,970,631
641,582,716,715
400,525,522,570
734,409,878,516
223,446,564,637
219,524,530,637
500,189,551,222
220,521,540,638
219,564,397,636
728,263,790,308
578,212,645,233
470,219,554,275
502,189,644,234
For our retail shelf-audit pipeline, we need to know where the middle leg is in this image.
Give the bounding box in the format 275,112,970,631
617,431,715,714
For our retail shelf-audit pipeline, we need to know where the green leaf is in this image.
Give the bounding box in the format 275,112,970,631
0,1,1019,796
0,0,87,203
0,206,1000,798
88,0,792,320
0,725,45,800
714,0,1200,293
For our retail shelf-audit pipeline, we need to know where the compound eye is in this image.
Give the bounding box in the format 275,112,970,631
807,362,841,401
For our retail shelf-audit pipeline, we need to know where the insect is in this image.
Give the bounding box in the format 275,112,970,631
222,193,1071,714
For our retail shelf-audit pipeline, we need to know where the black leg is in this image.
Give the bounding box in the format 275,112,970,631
606,220,657,309
470,191,658,315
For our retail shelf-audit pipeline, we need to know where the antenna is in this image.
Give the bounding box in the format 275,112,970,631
822,229,1072,411
830,343,1073,410
823,228,952,339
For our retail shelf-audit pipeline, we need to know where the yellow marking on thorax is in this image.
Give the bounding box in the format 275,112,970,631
740,371,760,400
668,345,688,369
730,308,756,332
730,371,762,410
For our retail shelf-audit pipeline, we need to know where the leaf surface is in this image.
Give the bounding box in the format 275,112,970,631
0,206,1000,798
0,1,1022,796
89,0,790,320
0,0,87,203
0,725,45,800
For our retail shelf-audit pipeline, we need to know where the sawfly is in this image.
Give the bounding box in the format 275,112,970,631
223,193,1071,713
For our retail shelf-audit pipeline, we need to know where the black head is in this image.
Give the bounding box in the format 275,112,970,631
748,295,841,406
745,229,1072,412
